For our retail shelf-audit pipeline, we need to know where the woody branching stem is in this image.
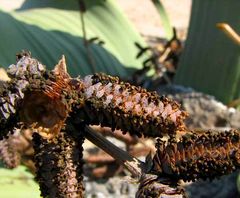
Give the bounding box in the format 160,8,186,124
78,0,96,73
84,125,145,179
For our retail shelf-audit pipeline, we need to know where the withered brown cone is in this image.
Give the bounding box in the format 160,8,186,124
0,80,25,139
0,52,46,139
0,129,35,172
19,56,76,139
76,73,187,137
33,130,84,198
136,174,187,198
0,136,20,168
151,130,240,182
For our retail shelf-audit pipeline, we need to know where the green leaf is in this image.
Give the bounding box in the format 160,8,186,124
174,0,240,104
0,166,40,198
237,173,240,195
151,0,173,39
0,0,148,77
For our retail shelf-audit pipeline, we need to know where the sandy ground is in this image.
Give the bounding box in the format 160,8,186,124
117,0,191,38
0,0,24,11
1,0,191,38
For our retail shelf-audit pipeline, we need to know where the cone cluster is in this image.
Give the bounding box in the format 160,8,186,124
2,54,239,197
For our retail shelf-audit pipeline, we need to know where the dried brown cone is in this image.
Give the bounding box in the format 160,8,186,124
0,136,20,168
77,73,187,137
0,80,25,139
19,56,79,139
0,53,79,140
136,174,186,198
0,129,35,170
0,52,46,139
33,130,84,198
151,130,240,182
4,129,35,172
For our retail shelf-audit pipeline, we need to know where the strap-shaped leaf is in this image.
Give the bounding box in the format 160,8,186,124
0,0,149,77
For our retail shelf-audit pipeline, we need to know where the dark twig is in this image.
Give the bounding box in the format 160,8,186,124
84,125,146,179
78,0,96,73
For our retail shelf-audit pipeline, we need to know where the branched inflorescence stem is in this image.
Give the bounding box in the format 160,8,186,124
84,125,145,179
0,53,239,198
